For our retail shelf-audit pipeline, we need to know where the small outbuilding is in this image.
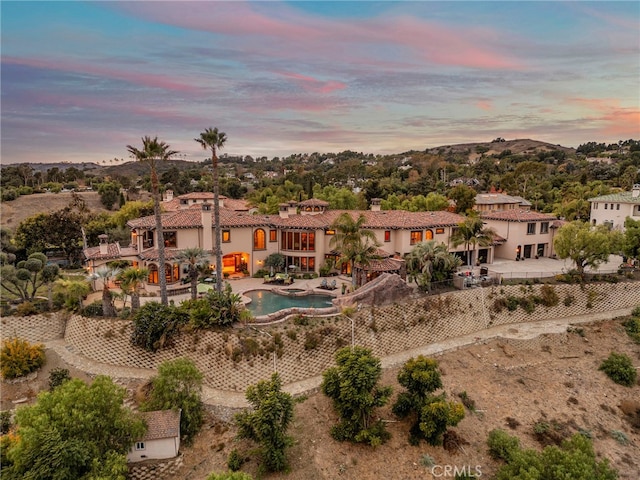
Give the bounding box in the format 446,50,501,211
127,409,181,463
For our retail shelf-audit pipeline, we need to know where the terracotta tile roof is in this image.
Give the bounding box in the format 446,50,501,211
138,248,183,261
139,410,181,441
128,209,271,230
481,209,557,222
355,257,404,272
298,198,329,207
83,242,121,260
475,193,529,206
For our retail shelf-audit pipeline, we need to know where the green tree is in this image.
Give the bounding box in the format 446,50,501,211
2,376,145,480
448,184,476,214
622,217,640,261
97,181,121,210
491,432,617,480
181,282,244,328
392,356,464,445
195,127,227,294
0,252,59,303
235,373,294,473
141,358,204,443
553,221,622,276
117,267,149,312
176,247,209,300
451,214,497,267
264,253,285,273
54,278,91,311
321,346,392,446
127,136,178,306
131,302,189,352
406,241,462,292
330,213,381,287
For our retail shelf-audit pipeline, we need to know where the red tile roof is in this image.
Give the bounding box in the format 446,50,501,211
139,410,181,441
298,198,329,207
481,209,557,222
83,242,122,260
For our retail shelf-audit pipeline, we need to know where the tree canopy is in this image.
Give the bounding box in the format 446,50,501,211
2,376,145,480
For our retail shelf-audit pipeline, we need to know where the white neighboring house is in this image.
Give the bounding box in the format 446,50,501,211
128,410,181,463
588,184,640,230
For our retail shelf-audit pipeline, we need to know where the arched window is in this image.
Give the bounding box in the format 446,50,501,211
253,229,266,250
425,229,434,240
148,264,159,284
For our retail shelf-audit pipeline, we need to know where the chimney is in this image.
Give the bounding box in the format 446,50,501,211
287,201,297,216
98,234,109,255
633,184,640,198
218,195,225,208
201,203,213,251
164,189,174,202
370,198,382,212
279,203,289,219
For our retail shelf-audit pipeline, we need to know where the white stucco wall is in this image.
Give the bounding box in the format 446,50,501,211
127,437,180,463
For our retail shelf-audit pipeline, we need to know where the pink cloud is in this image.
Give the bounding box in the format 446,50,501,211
4,56,202,93
111,2,523,71
476,100,493,111
277,72,346,94
567,97,640,137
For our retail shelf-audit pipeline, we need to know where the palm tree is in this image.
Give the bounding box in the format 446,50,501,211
127,136,177,305
330,213,380,287
91,266,122,317
406,241,462,292
195,127,227,293
117,267,149,313
451,215,497,267
176,247,210,300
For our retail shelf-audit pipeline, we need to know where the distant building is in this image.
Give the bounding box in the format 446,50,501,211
128,410,181,463
588,184,640,230
474,193,531,213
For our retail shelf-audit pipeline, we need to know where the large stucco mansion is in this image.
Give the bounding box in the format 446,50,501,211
83,191,560,289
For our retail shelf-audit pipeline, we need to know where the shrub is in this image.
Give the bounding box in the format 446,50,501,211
304,331,321,350
519,296,536,314
82,300,104,317
623,317,640,343
48,367,71,390
1,189,18,201
0,410,11,434
131,302,189,352
207,472,254,480
632,306,640,317
505,296,519,311
227,448,245,471
0,338,45,379
563,294,575,307
15,301,38,316
487,429,520,461
599,352,637,387
539,284,559,307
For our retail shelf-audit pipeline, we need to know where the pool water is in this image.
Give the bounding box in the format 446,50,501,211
244,290,334,316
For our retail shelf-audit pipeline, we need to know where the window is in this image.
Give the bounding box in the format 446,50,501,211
435,228,445,234
285,256,316,272
325,229,335,235
610,204,614,210
526,223,536,235
163,231,177,248
269,230,277,242
384,230,391,242
253,229,266,250
540,222,549,234
604,204,608,209
280,231,315,251
425,229,433,240
410,231,423,245
135,442,145,450
148,264,158,284
616,204,620,210
594,203,598,210
222,230,230,242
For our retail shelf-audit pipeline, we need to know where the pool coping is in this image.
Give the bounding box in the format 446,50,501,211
240,286,340,324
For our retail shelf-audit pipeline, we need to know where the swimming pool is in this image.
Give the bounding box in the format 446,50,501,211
244,290,335,317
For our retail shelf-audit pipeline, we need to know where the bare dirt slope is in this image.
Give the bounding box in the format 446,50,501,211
0,192,109,229
182,318,639,480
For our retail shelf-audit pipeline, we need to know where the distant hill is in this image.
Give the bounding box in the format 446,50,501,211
426,138,575,159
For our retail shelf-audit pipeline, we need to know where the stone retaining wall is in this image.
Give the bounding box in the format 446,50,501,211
128,455,184,480
58,282,640,393
0,312,67,343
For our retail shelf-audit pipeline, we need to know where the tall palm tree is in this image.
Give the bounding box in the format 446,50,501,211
451,215,497,267
176,247,210,300
406,241,462,292
195,127,227,293
117,267,149,313
127,136,177,305
330,213,380,287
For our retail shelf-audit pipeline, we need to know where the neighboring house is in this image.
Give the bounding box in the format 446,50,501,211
84,198,474,291
128,409,181,463
588,184,640,230
162,191,250,212
481,210,560,260
474,193,531,213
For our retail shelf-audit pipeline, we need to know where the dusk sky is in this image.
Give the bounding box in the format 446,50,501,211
2,1,639,165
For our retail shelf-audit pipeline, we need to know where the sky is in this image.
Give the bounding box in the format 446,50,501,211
1,1,639,165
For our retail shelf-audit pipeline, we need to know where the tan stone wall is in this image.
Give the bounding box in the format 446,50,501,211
1,312,67,343
61,282,640,393
128,454,184,480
